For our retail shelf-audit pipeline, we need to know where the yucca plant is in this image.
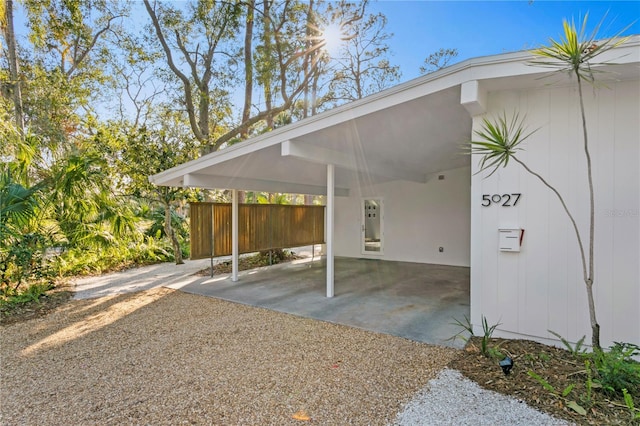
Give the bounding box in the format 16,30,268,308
471,15,631,351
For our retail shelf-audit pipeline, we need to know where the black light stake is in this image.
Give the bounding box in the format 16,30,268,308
499,357,514,375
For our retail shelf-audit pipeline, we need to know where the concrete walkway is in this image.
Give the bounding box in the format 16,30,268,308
71,258,212,300
72,246,320,300
72,251,469,349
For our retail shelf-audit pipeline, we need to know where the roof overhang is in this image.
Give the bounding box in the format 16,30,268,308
150,36,640,196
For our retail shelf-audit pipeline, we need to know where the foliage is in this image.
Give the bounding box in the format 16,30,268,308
1,1,209,289
142,204,188,241
449,314,474,343
52,237,174,277
0,281,54,308
452,337,639,423
470,112,536,176
0,168,50,292
528,370,570,394
323,3,401,105
622,388,640,422
527,359,591,415
1,232,51,291
449,314,501,358
420,47,458,74
548,330,587,356
205,249,299,276
480,316,502,357
257,249,290,264
582,358,594,408
591,342,640,396
99,119,200,264
531,13,631,84
526,334,640,418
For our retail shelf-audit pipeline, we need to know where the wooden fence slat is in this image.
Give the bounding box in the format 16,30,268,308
190,203,325,259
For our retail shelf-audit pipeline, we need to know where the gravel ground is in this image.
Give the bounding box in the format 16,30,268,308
2,285,572,425
393,368,572,426
1,288,457,425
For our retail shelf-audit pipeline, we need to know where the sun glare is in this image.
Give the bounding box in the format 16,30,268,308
321,23,344,56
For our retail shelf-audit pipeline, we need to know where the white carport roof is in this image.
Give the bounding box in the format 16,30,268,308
150,38,640,195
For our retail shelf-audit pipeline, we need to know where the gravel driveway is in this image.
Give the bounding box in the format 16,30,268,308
1,288,457,425
2,258,571,425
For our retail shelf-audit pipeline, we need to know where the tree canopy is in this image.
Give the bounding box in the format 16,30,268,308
1,0,402,287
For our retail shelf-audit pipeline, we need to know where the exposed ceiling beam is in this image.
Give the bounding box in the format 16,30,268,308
460,80,487,116
281,140,427,183
183,173,350,197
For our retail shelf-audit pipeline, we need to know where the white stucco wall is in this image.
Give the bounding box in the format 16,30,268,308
470,79,640,349
334,165,471,266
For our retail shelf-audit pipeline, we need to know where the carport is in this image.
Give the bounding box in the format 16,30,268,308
149,53,493,296
149,40,640,351
178,256,470,348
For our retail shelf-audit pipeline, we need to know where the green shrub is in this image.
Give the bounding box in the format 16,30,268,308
52,236,174,277
0,281,54,308
592,342,640,396
480,316,502,357
1,232,52,295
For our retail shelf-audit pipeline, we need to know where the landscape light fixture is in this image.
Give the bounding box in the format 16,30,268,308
499,357,514,375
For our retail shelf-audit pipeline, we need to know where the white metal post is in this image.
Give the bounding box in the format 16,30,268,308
326,164,335,297
232,189,239,282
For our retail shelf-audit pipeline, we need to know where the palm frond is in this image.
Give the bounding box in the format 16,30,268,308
470,112,537,177
530,13,633,83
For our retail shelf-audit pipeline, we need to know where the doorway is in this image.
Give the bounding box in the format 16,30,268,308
362,198,383,254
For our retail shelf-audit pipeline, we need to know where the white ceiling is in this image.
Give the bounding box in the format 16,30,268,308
152,82,474,197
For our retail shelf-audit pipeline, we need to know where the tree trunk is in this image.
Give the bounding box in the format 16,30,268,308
2,0,24,134
241,0,255,139
576,75,600,351
261,0,274,129
164,202,184,265
311,69,319,116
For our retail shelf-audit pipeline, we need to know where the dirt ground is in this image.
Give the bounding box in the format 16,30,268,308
450,337,639,425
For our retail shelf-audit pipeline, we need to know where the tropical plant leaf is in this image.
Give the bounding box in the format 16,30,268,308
562,384,575,397
567,400,587,415
530,13,633,84
470,112,538,177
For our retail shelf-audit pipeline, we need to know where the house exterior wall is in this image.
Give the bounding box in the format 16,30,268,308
334,165,471,266
470,79,640,349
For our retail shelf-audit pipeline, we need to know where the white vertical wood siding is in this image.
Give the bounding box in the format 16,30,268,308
471,79,640,348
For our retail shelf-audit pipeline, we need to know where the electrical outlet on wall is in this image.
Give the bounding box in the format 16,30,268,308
439,247,444,253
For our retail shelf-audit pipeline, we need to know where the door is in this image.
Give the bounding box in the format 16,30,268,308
362,198,383,254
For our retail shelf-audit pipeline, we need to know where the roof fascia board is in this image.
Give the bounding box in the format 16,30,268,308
281,140,426,183
183,173,350,197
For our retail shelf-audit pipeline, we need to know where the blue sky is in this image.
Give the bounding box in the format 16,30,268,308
368,1,640,81
11,0,637,117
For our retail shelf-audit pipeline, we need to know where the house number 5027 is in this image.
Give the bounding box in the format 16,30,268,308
481,193,522,207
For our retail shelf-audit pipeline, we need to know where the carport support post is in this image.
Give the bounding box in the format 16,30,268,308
232,189,239,282
326,164,335,297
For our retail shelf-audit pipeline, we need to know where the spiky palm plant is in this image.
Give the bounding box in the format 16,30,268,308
472,15,631,351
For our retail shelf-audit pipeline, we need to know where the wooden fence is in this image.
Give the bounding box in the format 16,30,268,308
190,203,325,260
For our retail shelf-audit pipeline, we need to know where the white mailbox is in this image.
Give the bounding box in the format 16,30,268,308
499,228,524,252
